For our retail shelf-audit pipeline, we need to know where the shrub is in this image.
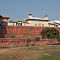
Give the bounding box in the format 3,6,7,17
31,44,35,46
26,38,31,43
35,37,40,41
57,37,60,42
26,44,29,46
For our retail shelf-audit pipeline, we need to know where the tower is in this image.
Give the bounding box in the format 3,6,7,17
28,12,32,19
0,15,9,26
28,12,32,16
0,15,9,38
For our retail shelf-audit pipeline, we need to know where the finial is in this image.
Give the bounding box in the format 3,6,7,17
44,14,48,17
28,12,32,16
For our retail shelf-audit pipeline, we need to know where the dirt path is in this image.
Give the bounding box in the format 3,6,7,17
0,49,9,54
0,48,18,54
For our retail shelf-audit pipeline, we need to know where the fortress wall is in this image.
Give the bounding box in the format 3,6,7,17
0,26,60,46
0,26,60,38
4,26,46,38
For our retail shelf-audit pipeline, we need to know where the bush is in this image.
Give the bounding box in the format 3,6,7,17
26,44,29,46
35,37,40,41
57,37,60,42
31,44,35,46
26,38,31,43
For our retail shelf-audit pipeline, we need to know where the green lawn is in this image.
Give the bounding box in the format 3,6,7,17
38,54,60,60
0,45,60,60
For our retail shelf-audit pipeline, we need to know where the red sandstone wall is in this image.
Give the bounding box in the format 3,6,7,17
0,38,59,47
0,26,60,39
5,26,46,38
0,26,60,46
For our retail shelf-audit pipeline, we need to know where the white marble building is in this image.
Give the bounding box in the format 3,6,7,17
8,12,49,27
48,20,60,27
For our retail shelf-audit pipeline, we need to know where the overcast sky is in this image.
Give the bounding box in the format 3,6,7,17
0,0,60,21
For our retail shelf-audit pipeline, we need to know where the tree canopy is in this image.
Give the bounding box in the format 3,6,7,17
40,27,59,39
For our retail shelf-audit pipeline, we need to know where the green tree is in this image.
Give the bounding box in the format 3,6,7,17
57,33,60,42
40,27,59,44
57,37,60,42
40,28,49,39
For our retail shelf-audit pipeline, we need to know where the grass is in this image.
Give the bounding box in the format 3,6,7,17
38,54,60,60
0,45,60,60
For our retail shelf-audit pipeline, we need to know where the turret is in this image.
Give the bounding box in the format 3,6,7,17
28,12,32,16
28,12,33,19
0,15,9,26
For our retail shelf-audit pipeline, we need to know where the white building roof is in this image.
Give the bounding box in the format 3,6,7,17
27,12,48,20
28,15,48,20
50,20,60,23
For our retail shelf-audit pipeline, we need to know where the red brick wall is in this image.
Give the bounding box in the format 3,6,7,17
0,38,59,47
0,26,60,46
0,26,45,38
0,26,60,39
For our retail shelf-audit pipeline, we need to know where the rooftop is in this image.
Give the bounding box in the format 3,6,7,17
0,15,9,19
25,12,49,21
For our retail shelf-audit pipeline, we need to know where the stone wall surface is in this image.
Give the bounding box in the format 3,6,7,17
0,26,46,38
0,26,60,46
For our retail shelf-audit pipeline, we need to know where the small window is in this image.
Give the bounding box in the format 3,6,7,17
1,21,7,25
16,23,22,26
21,23,22,26
35,24,37,26
24,23,26,26
38,24,41,26
42,24,44,26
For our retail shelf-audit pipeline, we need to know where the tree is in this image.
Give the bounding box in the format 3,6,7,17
57,33,60,42
40,27,59,44
57,37,60,42
40,28,49,39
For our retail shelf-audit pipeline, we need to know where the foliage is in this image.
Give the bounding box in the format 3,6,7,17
40,27,59,39
40,27,59,44
31,44,35,46
35,37,40,41
40,28,50,39
26,44,29,46
57,37,60,42
26,38,31,43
